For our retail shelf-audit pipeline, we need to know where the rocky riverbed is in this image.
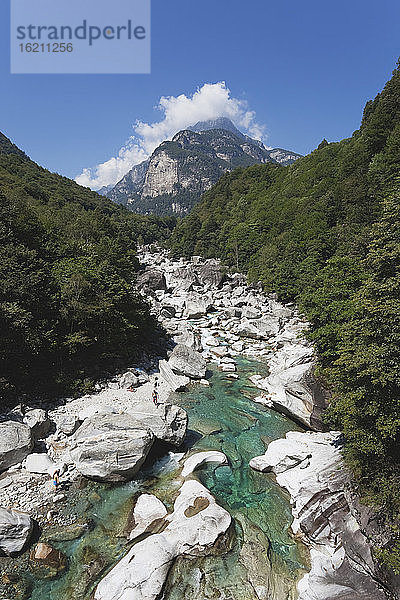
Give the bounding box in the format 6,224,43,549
0,247,397,599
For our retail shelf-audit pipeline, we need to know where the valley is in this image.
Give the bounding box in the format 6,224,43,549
0,55,400,600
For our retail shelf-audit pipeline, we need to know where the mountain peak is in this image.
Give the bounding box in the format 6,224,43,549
188,117,244,138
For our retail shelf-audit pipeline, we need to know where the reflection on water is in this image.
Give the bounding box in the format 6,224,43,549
24,358,308,600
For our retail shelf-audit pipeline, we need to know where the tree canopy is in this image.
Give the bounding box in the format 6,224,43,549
0,143,175,406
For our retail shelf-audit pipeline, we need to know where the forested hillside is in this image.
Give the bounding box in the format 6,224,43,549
171,61,400,526
0,137,175,407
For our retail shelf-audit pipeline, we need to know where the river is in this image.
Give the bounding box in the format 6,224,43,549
26,357,308,600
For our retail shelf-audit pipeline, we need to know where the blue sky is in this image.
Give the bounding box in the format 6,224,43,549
1,0,399,187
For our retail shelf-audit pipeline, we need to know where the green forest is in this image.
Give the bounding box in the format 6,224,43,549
170,61,400,536
0,134,175,405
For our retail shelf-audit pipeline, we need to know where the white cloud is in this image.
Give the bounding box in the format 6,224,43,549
76,144,147,191
75,82,266,190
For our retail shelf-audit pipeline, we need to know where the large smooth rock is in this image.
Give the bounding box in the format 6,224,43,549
237,316,282,339
54,413,81,436
268,299,294,319
168,344,207,380
0,507,33,555
159,360,190,392
23,409,51,440
183,292,213,319
94,480,231,600
250,432,388,600
69,414,154,482
253,343,316,428
236,319,264,339
0,421,33,471
174,330,203,352
127,401,188,447
166,266,198,292
184,300,207,319
181,451,228,477
129,494,168,541
119,371,140,389
24,453,56,475
241,306,261,320
209,346,229,358
136,270,167,292
196,259,224,289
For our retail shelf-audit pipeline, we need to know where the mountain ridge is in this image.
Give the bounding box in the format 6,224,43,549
105,118,301,216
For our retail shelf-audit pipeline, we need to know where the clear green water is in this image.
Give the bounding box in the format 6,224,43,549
10,358,308,600
165,358,308,599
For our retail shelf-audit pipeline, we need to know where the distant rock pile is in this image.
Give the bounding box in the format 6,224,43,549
137,247,323,428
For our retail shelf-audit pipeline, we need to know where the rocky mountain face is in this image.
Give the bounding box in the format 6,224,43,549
105,119,301,216
268,147,303,166
97,184,114,196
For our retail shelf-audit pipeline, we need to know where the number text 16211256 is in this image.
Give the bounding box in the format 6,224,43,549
19,43,74,53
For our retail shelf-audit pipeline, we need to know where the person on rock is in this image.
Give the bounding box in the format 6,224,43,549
152,389,159,407
52,469,60,491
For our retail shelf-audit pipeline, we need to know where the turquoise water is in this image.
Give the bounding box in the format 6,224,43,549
172,358,303,562
7,358,308,600
166,358,307,599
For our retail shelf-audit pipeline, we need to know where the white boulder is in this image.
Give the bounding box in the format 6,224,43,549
69,414,154,482
0,421,33,472
173,330,203,352
129,494,168,541
24,453,56,475
23,409,51,440
119,371,140,389
168,344,207,380
54,413,81,436
0,507,33,555
127,401,188,447
236,319,264,339
209,346,229,358
183,292,213,319
241,307,261,319
181,451,228,478
254,343,315,427
94,480,231,600
158,359,190,392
